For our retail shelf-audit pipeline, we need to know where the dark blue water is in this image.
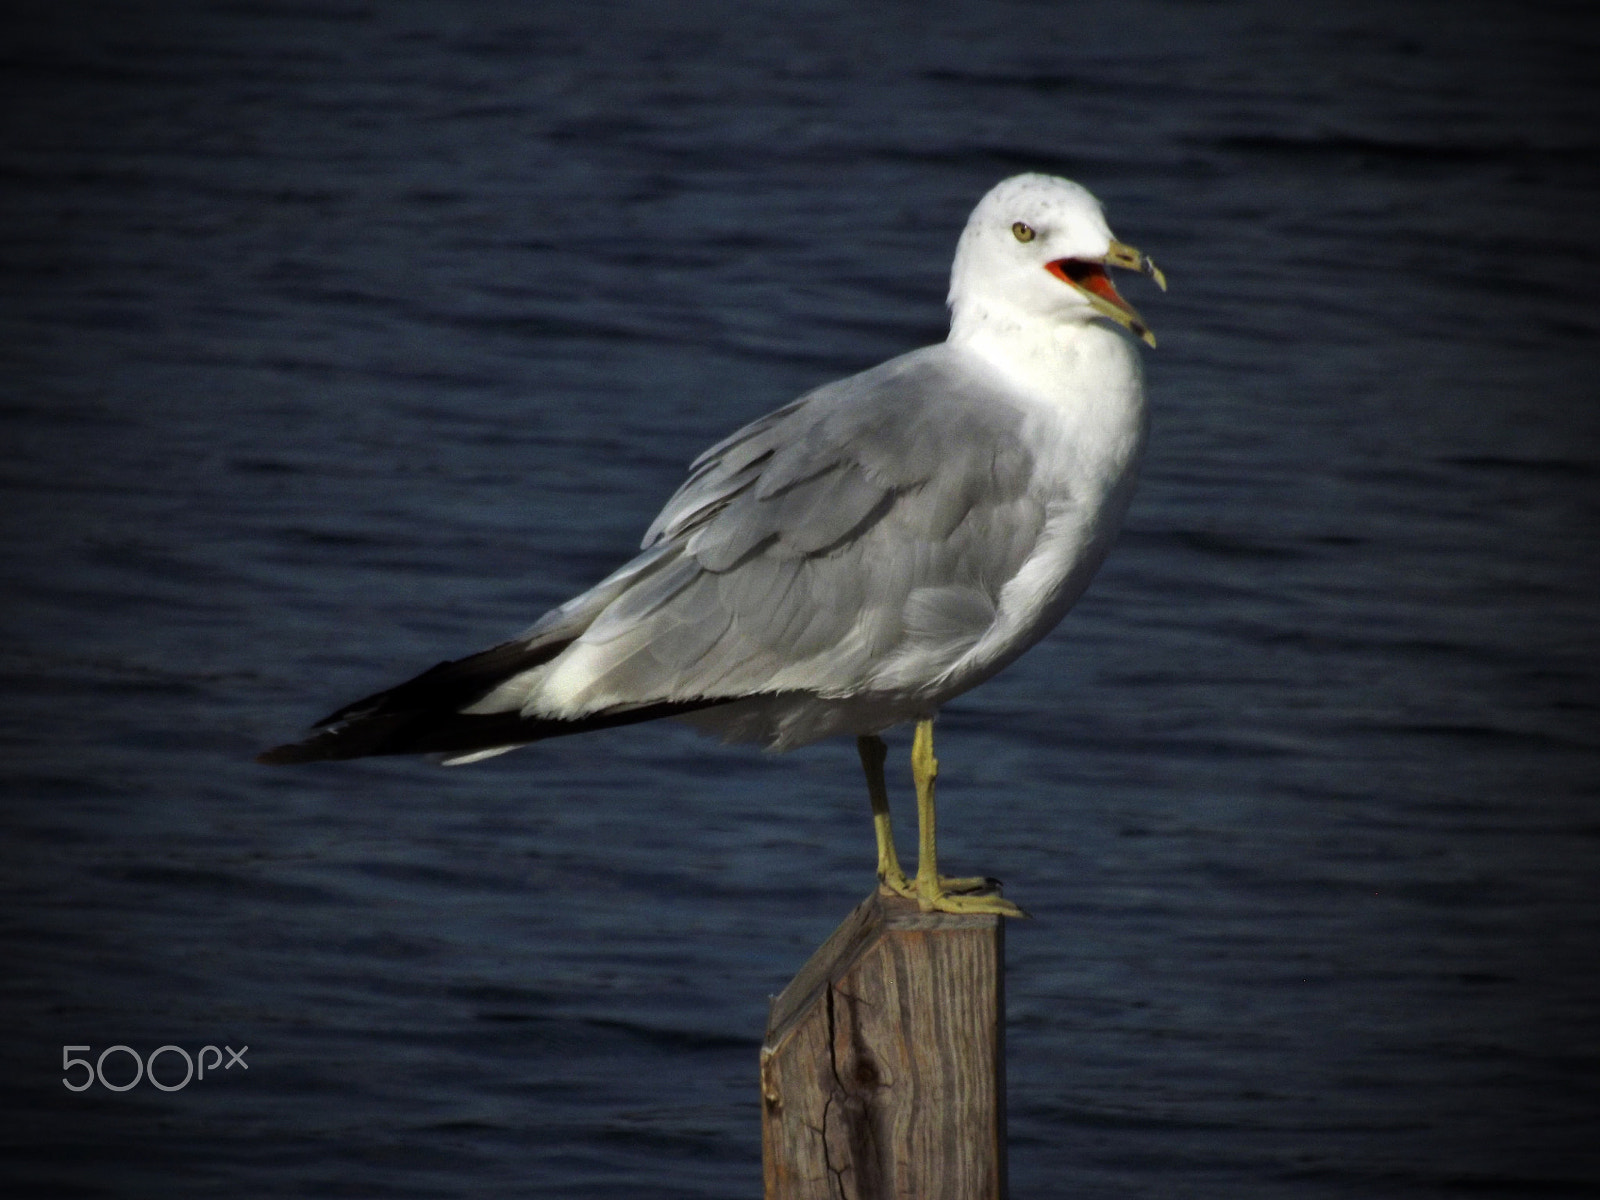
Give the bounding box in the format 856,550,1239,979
3,1,1597,1196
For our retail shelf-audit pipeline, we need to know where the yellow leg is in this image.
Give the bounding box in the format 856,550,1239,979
909,719,1027,918
857,735,913,898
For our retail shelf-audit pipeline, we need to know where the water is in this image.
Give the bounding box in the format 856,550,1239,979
3,1,1597,1196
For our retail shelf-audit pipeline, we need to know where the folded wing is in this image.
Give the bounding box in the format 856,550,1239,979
260,345,1048,763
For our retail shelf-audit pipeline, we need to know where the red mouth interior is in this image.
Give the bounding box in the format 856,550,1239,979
1046,259,1130,311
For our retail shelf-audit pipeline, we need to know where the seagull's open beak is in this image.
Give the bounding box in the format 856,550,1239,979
1045,239,1167,348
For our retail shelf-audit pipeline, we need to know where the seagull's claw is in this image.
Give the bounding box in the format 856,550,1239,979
879,873,1029,918
877,870,917,900
935,874,1000,895
878,872,995,898
918,884,1030,919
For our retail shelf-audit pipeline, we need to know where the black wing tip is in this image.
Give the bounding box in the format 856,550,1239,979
255,740,332,766
255,727,373,764
298,637,575,732
255,637,577,765
252,697,741,767
253,711,463,764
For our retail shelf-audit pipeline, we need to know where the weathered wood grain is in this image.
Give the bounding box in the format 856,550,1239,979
761,891,1006,1199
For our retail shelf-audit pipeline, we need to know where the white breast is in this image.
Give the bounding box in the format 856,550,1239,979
930,319,1148,700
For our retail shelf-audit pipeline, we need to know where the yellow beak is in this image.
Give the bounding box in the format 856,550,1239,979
1045,239,1166,347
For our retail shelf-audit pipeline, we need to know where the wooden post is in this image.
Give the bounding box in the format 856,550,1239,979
760,891,1007,1200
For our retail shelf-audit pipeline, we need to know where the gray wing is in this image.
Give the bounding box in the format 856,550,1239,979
267,345,1053,765
537,344,1048,711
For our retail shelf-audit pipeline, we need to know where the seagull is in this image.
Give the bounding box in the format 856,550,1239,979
259,173,1164,918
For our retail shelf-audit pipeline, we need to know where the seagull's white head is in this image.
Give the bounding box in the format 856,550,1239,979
948,173,1165,348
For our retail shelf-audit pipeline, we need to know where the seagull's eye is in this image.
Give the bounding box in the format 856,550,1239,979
1011,221,1035,243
